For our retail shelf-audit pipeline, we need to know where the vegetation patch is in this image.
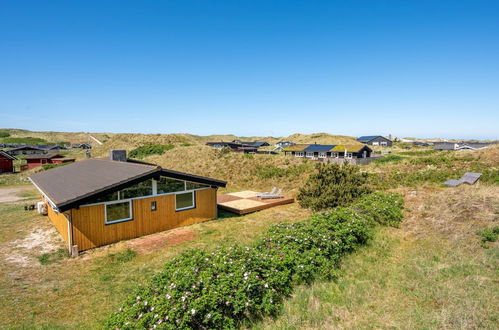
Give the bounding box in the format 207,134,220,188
253,163,310,179
106,192,404,329
477,226,499,247
297,163,370,211
41,162,72,170
0,132,10,138
38,248,68,265
1,137,48,145
373,154,405,164
129,144,174,159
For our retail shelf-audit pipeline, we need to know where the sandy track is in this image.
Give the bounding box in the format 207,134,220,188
0,186,35,203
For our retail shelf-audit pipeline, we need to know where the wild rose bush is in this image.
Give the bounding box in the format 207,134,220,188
106,192,404,329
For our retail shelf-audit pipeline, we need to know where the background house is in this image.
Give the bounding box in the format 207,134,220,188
434,142,494,150
6,145,47,155
29,150,227,253
206,140,270,153
0,150,16,173
24,153,75,169
357,135,393,147
275,141,295,151
283,144,373,164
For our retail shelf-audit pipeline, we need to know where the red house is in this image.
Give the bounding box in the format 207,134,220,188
24,153,75,169
0,151,16,173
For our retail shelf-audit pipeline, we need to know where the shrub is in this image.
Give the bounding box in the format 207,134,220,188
297,163,371,211
477,226,499,245
106,192,403,329
129,144,174,159
0,132,10,138
351,192,404,227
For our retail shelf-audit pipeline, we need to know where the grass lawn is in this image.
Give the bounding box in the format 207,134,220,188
255,185,499,329
0,137,497,328
0,191,310,329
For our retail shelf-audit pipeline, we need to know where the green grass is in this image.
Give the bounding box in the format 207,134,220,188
374,154,405,164
255,221,499,328
128,144,174,159
1,136,48,145
0,198,309,328
38,249,68,265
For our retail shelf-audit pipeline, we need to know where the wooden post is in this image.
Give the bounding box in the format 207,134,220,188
71,245,79,257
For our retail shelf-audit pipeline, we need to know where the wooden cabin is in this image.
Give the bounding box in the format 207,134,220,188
29,150,227,253
0,150,16,173
356,135,393,147
283,144,373,164
24,153,75,169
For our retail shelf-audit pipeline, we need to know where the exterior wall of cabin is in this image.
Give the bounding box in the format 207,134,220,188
0,156,14,173
70,188,218,251
47,201,70,244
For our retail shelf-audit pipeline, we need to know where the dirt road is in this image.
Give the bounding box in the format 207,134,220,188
0,186,36,203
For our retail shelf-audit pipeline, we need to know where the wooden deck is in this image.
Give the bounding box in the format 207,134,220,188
217,190,294,215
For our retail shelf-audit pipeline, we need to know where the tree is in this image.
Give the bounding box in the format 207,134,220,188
297,162,371,211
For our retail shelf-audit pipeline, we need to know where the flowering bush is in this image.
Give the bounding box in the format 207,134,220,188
106,192,404,329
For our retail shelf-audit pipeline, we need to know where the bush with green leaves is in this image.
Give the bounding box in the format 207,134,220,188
106,192,404,329
297,163,371,211
0,132,10,138
129,144,174,159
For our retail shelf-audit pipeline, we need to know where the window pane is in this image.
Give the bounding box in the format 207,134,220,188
85,191,119,204
106,202,131,222
157,177,185,194
176,192,194,210
120,179,153,199
186,182,208,190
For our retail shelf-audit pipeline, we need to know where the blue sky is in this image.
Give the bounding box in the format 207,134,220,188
1,1,498,139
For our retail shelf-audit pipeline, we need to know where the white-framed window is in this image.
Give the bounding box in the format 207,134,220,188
295,151,304,157
105,200,133,224
175,191,195,211
346,152,353,159
318,152,327,158
372,142,379,146
306,152,314,158
380,141,387,146
332,152,339,158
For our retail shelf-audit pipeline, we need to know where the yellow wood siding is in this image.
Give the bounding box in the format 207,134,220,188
71,188,217,251
47,203,69,243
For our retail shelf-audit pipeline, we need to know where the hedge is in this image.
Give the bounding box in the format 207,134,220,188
106,192,404,329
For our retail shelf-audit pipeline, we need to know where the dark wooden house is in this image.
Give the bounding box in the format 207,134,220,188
357,136,393,147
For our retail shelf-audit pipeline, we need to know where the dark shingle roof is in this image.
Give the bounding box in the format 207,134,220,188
24,153,64,160
357,135,383,142
0,150,16,160
29,158,226,211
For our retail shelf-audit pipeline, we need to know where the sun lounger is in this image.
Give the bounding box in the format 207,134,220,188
256,187,277,198
260,188,283,199
443,172,482,187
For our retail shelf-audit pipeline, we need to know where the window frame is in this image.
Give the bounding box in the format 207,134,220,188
295,151,304,157
305,152,314,158
345,152,353,159
104,199,133,225
318,152,327,158
175,191,196,211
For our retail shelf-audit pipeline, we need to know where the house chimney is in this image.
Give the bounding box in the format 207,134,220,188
110,150,127,162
